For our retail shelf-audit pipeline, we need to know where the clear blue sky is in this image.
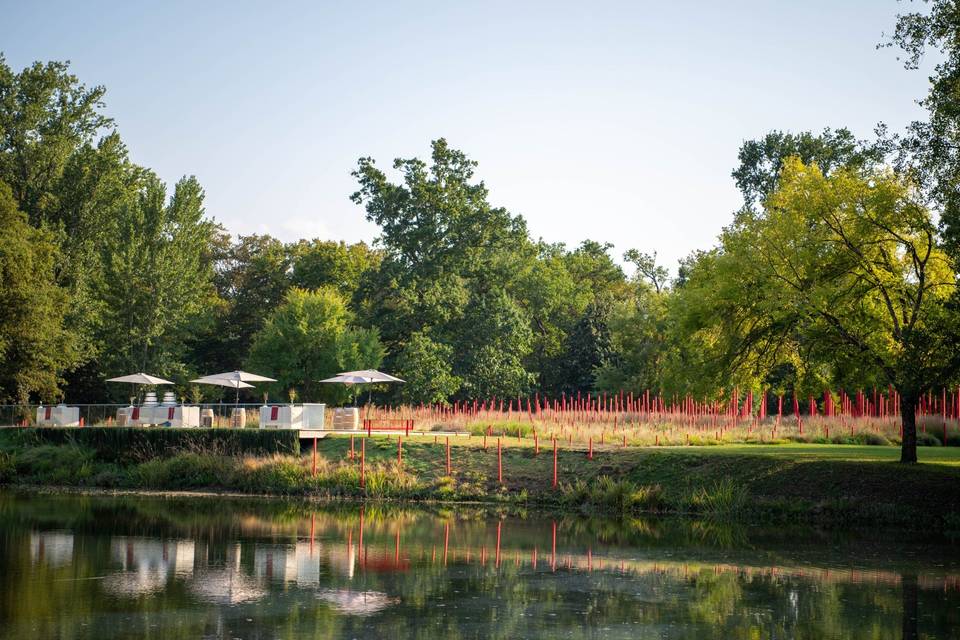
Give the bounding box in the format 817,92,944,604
1,1,932,271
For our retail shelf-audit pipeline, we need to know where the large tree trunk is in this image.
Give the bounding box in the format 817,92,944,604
900,390,918,464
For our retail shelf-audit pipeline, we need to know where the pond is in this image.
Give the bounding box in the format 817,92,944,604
0,491,957,639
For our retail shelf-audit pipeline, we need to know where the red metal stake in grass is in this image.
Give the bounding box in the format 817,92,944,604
349,435,355,460
312,437,318,477
397,436,403,468
446,437,452,475
552,439,558,488
497,437,503,484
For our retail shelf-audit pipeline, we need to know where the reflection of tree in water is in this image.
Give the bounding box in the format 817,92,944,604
0,493,958,639
902,573,918,640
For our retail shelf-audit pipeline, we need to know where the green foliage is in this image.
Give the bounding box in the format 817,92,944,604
560,476,665,515
290,239,381,298
595,293,670,395
246,287,383,402
673,159,959,459
134,452,230,489
0,180,78,402
887,0,960,261
690,479,749,517
0,55,113,226
731,128,884,207
14,445,97,485
350,139,552,401
394,332,462,404
0,451,14,483
95,174,217,383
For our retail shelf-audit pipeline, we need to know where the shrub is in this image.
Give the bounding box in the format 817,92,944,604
0,451,14,483
15,445,98,484
690,478,748,517
240,456,309,494
916,431,942,447
11,427,300,461
133,453,234,489
469,421,535,438
560,476,664,514
858,432,891,446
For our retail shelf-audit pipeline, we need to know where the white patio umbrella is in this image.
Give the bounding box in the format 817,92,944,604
341,370,405,383
191,370,276,404
106,373,174,406
320,369,404,405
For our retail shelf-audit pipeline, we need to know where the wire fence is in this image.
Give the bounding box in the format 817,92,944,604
0,403,303,428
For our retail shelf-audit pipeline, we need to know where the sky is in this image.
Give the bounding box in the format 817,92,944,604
1,1,935,272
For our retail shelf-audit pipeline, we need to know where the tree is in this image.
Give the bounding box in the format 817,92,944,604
452,290,535,398
394,332,462,405
595,289,671,395
887,0,960,261
0,180,78,403
551,302,616,395
196,234,293,372
351,139,537,401
95,174,217,385
0,55,113,226
290,239,380,300
732,128,885,207
246,287,384,403
624,249,669,293
684,158,957,463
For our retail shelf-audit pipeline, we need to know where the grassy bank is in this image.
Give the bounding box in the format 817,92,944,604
1,429,959,529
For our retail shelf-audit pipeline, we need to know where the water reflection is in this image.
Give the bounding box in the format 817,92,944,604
0,492,958,639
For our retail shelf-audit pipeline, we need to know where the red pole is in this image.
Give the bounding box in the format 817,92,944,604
446,437,451,475
588,437,593,460
497,438,503,484
312,437,317,477
397,435,402,467
349,434,355,459
552,439,558,488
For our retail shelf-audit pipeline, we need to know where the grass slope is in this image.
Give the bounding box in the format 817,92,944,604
2,429,959,529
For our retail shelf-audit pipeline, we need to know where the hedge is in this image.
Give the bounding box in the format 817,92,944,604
4,427,301,461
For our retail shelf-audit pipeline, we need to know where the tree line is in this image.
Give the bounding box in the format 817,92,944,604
2,3,960,462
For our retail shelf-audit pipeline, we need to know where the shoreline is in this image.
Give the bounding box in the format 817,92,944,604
3,429,960,530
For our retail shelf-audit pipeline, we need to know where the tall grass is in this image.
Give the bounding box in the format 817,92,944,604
560,476,664,515
689,479,749,517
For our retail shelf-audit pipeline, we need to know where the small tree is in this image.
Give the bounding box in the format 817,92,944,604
246,287,383,403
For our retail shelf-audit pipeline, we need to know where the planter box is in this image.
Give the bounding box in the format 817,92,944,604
259,405,303,429
36,405,80,427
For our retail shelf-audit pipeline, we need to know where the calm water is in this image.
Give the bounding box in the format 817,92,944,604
0,492,958,639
